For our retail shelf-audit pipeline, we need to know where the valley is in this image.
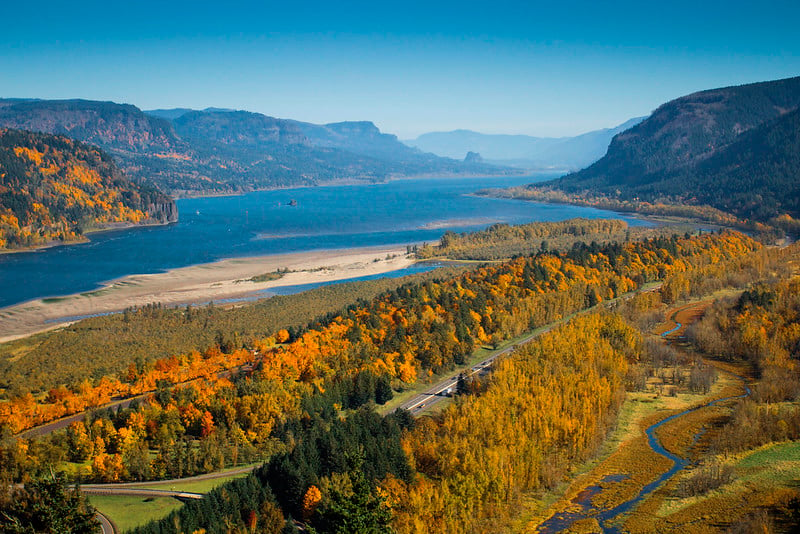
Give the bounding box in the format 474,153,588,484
2,14,800,531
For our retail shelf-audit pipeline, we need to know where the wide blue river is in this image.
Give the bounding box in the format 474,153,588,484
0,175,646,308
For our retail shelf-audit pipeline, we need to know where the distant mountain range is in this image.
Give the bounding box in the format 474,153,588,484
404,117,645,170
0,100,510,195
0,128,176,250
542,76,800,221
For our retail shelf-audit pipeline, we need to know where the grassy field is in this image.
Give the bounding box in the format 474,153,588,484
89,465,258,531
132,465,257,493
89,495,183,532
647,438,800,530
738,439,800,469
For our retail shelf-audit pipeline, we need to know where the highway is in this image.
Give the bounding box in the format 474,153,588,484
396,324,555,415
395,282,663,415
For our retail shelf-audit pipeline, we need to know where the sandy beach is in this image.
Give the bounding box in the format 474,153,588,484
0,245,414,343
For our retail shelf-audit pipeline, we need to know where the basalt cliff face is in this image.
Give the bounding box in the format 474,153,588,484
0,99,511,195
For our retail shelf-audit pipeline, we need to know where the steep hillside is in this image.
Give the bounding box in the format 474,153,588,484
0,100,508,194
405,117,645,168
0,129,176,250
667,108,800,219
548,76,800,203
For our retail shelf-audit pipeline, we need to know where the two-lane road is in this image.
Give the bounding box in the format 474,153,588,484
394,283,665,416
396,324,556,415
95,511,117,534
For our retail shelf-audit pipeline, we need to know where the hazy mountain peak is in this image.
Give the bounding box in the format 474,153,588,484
406,117,646,169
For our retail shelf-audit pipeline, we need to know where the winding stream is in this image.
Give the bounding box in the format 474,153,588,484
537,321,750,533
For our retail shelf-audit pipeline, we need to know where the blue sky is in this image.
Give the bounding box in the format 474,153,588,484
1,0,798,138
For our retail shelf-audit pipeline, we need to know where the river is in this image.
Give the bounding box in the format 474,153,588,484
0,174,647,309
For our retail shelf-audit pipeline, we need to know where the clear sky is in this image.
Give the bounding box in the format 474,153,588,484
1,0,798,138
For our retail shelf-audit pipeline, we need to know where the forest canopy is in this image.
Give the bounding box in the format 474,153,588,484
0,128,175,249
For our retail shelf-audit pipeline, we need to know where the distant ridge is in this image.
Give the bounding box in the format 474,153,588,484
405,117,645,169
145,107,238,120
0,100,511,195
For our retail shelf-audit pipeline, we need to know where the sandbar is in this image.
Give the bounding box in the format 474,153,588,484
0,245,413,343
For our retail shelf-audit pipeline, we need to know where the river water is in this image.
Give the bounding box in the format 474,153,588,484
0,175,647,308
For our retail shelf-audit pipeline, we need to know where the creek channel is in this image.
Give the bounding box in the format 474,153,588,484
537,321,750,533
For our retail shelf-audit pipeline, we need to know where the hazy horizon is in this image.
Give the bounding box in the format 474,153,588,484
2,0,799,138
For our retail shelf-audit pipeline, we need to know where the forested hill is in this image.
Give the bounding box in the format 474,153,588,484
0,129,177,250
659,107,800,220
537,76,800,220
0,99,510,195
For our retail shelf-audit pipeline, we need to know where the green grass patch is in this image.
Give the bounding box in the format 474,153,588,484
88,494,183,532
738,440,800,469
42,296,70,304
247,270,287,283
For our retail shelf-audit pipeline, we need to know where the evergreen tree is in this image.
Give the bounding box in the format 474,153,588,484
0,473,99,533
312,468,393,534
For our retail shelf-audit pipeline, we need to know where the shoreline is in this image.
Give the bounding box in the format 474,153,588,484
170,170,527,199
0,173,528,254
0,219,176,256
0,245,415,344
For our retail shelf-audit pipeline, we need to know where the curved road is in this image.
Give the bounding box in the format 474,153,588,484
80,464,258,491
95,511,117,534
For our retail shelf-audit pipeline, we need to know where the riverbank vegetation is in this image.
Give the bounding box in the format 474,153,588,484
4,220,799,533
479,186,790,241
622,277,800,532
413,217,702,261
